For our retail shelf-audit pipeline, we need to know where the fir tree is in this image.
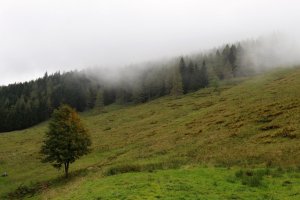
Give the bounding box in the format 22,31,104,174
171,65,183,96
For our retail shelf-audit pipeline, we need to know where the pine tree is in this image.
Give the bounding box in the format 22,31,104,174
228,45,237,76
179,57,189,93
188,61,198,91
200,60,209,88
94,89,104,112
214,50,225,80
171,65,183,96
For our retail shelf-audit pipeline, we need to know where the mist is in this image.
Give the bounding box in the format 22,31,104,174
1,0,300,85
240,33,300,71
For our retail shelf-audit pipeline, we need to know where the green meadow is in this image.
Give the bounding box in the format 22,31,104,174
1,67,300,199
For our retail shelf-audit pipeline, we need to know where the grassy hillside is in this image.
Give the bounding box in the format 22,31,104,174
0,67,300,199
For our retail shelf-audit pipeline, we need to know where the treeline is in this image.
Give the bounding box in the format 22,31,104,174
0,42,247,132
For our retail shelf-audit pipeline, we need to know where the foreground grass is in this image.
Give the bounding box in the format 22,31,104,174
0,67,300,199
38,167,300,200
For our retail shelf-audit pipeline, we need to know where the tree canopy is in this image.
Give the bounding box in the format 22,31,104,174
40,105,91,178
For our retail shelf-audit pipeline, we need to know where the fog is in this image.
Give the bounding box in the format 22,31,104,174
1,0,300,85
241,33,300,70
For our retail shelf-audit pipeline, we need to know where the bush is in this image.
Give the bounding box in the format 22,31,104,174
234,169,269,187
106,164,142,176
8,184,37,199
274,127,296,139
105,160,185,176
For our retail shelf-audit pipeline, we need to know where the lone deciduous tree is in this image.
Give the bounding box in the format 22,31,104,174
41,105,91,178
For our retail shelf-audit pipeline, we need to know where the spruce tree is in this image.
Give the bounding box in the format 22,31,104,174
228,45,237,76
179,57,189,93
200,60,209,88
95,89,104,111
171,65,183,96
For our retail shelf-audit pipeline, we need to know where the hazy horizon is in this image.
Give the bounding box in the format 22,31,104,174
1,0,300,85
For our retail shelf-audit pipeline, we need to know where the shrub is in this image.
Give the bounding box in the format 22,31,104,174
274,127,296,139
8,184,37,199
105,159,185,176
234,169,270,187
106,164,142,176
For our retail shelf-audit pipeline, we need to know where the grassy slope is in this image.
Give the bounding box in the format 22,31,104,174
52,167,300,200
0,67,300,199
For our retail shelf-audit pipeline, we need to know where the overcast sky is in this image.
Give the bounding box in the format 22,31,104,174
0,0,299,85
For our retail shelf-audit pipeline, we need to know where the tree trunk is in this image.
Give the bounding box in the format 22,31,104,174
64,162,69,178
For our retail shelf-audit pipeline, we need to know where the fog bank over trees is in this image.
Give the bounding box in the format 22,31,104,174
1,34,300,132
1,0,300,85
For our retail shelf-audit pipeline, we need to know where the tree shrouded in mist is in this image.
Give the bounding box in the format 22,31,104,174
171,63,184,96
40,105,91,178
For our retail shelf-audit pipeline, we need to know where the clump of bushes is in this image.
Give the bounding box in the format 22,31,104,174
8,184,37,199
105,159,185,176
259,124,280,131
106,164,142,176
256,116,272,123
234,169,270,187
273,127,296,139
103,127,112,131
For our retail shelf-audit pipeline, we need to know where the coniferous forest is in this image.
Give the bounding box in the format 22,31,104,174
0,41,261,132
